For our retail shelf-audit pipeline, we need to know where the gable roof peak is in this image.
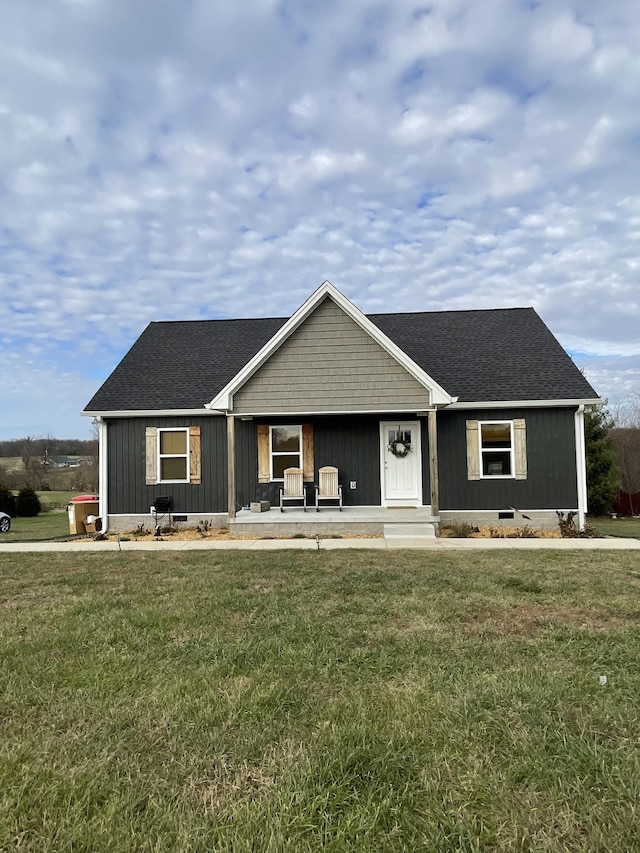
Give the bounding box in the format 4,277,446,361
206,280,453,411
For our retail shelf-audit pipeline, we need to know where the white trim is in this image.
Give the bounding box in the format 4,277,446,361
478,420,515,479
206,281,453,411
269,424,302,482
85,407,437,418
212,408,437,417
157,427,190,484
83,398,602,419
447,398,602,410
83,409,223,417
97,417,108,534
574,405,587,531
379,420,423,507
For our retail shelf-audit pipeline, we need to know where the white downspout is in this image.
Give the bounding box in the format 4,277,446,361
574,405,587,531
97,417,109,534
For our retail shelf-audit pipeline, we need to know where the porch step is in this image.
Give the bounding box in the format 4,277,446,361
383,523,437,539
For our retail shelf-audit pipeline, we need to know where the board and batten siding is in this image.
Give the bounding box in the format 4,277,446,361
247,416,431,508
232,297,430,414
107,416,229,514
107,413,431,514
235,415,388,508
308,416,384,506
438,407,578,510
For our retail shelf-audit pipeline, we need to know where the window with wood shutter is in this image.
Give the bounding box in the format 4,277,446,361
145,426,201,485
466,419,527,480
257,423,314,482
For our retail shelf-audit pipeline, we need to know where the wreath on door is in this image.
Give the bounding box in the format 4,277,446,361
388,436,413,458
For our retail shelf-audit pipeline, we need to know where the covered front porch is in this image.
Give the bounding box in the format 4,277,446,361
229,505,439,539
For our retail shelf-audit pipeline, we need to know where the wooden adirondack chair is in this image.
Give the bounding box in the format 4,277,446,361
315,466,343,511
280,467,307,511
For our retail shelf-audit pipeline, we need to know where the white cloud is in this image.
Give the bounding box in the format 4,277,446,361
0,0,639,437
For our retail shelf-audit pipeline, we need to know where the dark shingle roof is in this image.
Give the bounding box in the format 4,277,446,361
84,317,287,412
84,306,598,412
370,308,597,403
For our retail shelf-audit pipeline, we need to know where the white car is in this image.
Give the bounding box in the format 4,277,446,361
0,511,10,533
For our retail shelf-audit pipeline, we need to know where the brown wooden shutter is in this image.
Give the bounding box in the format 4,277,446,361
513,419,527,480
145,427,158,485
257,424,270,483
466,420,480,480
189,426,201,484
302,423,314,482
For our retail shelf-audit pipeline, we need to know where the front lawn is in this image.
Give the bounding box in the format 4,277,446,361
37,490,81,510
590,515,640,538
1,510,70,542
1,550,639,851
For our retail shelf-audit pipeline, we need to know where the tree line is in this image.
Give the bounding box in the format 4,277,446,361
0,436,98,462
587,395,640,517
608,394,640,515
0,435,98,493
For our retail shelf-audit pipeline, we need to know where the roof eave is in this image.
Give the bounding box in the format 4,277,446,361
445,397,603,410
82,408,225,418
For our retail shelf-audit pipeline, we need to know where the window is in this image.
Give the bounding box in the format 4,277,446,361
479,421,513,477
158,428,189,483
466,418,527,481
145,426,201,486
270,425,302,480
257,423,313,483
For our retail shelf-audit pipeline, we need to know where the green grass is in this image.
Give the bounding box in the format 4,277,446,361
1,550,639,852
0,491,86,542
36,490,80,510
590,515,640,538
0,511,71,542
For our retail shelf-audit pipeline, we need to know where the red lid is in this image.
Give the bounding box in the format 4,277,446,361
70,495,99,503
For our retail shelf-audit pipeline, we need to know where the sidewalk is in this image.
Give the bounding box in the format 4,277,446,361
1,536,639,552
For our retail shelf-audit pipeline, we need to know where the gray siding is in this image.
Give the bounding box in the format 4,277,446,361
107,415,228,514
236,416,386,507
438,407,578,510
109,408,578,516
311,416,383,506
107,414,394,513
233,297,430,413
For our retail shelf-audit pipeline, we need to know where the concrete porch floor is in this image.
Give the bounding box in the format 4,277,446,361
229,505,439,538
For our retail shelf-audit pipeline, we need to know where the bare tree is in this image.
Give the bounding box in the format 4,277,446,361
19,436,36,471
611,429,640,514
610,393,640,428
609,393,640,515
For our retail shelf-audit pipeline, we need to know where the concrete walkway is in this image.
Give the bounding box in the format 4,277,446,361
0,536,639,552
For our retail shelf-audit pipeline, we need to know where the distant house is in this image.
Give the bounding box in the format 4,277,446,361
53,456,82,469
84,281,600,534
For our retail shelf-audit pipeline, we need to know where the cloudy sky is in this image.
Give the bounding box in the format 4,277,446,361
1,0,639,439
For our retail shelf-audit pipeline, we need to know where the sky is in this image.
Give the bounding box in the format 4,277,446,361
1,0,639,439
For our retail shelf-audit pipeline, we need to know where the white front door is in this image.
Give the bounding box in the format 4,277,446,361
380,421,423,507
